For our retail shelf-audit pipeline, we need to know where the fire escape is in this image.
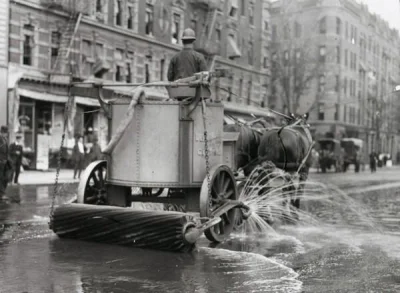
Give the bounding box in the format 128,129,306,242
42,0,84,83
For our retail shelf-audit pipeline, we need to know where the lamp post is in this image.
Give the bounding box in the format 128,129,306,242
370,86,400,154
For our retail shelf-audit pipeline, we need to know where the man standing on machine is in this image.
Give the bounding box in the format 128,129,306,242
167,28,208,82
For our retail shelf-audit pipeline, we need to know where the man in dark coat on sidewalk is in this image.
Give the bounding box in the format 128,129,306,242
9,133,24,184
0,126,11,199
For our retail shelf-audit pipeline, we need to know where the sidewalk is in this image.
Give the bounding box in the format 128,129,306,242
17,169,79,185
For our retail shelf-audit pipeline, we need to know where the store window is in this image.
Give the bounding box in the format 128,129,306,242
36,102,52,135
18,101,35,152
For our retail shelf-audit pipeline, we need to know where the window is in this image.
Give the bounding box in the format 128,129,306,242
50,31,61,69
229,5,237,17
344,49,348,66
284,50,289,65
343,77,347,94
318,75,325,93
295,49,301,63
241,0,245,16
94,43,104,78
125,50,134,83
82,40,93,76
248,41,253,65
263,56,268,68
18,103,35,151
249,3,254,25
336,46,340,64
125,62,132,83
272,25,277,41
96,0,103,13
247,81,252,105
114,48,124,81
115,0,122,26
336,17,341,35
319,17,326,34
334,104,339,120
294,21,301,38
95,43,104,59
216,28,221,42
127,5,135,29
344,105,347,122
319,46,326,63
264,21,268,31
160,59,165,81
345,22,349,40
239,78,243,102
283,25,289,39
145,63,150,83
172,13,181,44
190,19,197,31
318,103,325,120
335,75,339,92
22,24,35,66
145,4,154,36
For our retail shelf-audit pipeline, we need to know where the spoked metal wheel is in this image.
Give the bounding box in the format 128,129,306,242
200,164,238,243
77,160,108,205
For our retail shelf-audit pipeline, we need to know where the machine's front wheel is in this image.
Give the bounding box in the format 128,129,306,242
200,164,238,243
77,160,108,205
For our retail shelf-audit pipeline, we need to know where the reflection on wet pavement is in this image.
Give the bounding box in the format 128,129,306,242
0,184,400,292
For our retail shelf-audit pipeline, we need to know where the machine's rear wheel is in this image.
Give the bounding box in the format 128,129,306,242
77,160,108,205
200,164,238,243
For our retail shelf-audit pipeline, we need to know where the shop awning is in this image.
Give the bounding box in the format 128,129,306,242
227,36,241,59
17,88,68,103
17,88,100,107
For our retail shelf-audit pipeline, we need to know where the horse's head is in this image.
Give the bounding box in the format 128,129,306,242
287,112,310,128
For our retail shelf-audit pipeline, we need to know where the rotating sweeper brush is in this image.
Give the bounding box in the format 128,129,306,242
49,202,247,252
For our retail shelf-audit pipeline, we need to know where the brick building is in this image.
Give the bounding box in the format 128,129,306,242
270,0,400,158
5,0,270,169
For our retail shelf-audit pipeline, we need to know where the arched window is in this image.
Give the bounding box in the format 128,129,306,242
319,17,327,34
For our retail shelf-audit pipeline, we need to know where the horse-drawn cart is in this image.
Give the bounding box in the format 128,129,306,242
49,71,253,249
49,71,314,251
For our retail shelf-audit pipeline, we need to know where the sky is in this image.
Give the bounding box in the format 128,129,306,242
359,0,400,31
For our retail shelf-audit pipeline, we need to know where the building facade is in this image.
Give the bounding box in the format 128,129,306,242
5,0,270,169
270,0,400,159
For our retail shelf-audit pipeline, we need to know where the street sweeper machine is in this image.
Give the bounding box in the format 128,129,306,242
48,70,253,252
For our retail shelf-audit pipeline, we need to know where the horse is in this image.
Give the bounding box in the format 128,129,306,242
255,115,314,222
223,119,265,176
226,113,314,225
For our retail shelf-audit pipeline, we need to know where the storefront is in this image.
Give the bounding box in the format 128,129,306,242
8,76,108,170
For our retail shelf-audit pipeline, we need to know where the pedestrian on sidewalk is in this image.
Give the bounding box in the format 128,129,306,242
89,137,103,162
369,150,378,173
72,135,86,179
0,126,12,199
9,133,24,184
